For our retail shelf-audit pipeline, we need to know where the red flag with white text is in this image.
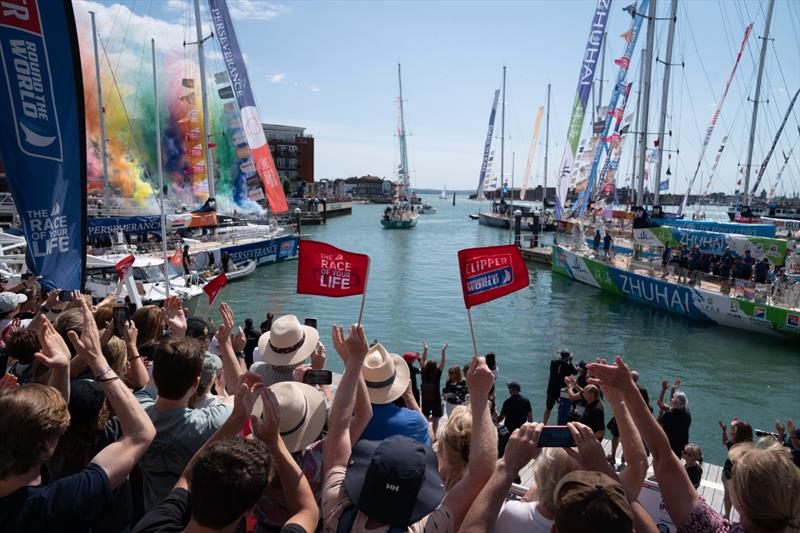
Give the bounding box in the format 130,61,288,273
114,255,135,279
297,240,369,297
457,245,529,309
203,273,228,305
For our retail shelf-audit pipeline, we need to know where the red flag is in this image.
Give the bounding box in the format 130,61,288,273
169,247,183,268
614,56,630,69
203,273,228,305
457,245,529,309
114,255,135,279
296,240,369,297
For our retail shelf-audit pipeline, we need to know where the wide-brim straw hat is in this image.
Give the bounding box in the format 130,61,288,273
362,343,410,405
257,314,319,366
252,381,327,453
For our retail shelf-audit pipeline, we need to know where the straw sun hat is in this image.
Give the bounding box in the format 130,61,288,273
252,381,327,453
257,314,319,366
362,343,410,405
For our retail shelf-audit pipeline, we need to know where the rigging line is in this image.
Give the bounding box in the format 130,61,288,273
124,0,154,150
112,0,136,77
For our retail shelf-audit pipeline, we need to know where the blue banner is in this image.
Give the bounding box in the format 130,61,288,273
575,0,649,215
0,0,86,290
476,89,500,199
88,216,162,237
652,218,776,238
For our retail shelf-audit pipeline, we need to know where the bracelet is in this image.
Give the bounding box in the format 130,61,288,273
94,365,112,380
128,356,142,362
235,351,245,359
97,375,119,383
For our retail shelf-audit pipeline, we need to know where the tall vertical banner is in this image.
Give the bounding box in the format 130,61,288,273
476,89,500,200
0,0,86,290
701,136,728,196
575,0,648,215
678,23,752,217
520,105,544,201
749,87,800,197
554,0,612,220
208,0,289,213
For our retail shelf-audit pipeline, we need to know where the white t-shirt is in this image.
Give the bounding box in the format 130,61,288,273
494,500,553,533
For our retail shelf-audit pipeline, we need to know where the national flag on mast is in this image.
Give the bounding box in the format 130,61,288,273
203,273,228,305
114,255,135,279
457,245,529,309
296,240,370,297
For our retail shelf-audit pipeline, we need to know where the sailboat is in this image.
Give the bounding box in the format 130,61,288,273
381,64,419,229
440,185,447,199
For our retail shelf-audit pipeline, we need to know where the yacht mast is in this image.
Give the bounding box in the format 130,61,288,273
544,84,550,201
193,0,215,199
636,0,657,205
654,0,677,205
500,66,506,201
742,0,775,206
397,63,411,198
152,39,170,296
90,12,110,215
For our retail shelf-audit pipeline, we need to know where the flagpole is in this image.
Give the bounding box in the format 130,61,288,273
152,39,170,299
357,259,370,326
466,308,478,357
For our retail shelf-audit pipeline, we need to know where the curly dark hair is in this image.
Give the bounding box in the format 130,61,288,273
191,437,270,528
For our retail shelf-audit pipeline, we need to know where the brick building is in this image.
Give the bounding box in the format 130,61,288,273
262,124,314,195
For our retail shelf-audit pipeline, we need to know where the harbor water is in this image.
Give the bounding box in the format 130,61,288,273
220,196,799,464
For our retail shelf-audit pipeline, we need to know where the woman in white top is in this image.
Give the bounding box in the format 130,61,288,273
494,447,581,532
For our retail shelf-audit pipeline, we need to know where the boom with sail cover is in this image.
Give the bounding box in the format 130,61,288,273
748,87,800,198
678,23,752,217
554,0,613,220
476,90,501,200
521,106,545,201
207,0,289,213
574,0,649,216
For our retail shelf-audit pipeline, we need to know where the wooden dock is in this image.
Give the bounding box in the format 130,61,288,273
519,245,552,265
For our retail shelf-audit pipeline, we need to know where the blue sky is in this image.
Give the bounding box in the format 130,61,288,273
87,0,800,196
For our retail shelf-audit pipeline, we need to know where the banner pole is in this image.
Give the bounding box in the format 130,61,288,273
466,308,479,357
357,258,370,327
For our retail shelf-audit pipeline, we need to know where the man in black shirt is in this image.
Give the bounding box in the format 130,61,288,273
578,384,605,440
543,349,578,424
499,381,532,435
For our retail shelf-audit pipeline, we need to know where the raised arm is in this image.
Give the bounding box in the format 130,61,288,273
605,386,647,498
162,296,187,339
34,315,71,402
323,324,369,475
215,302,243,396
123,320,149,389
718,419,729,445
439,342,447,370
68,296,156,490
176,373,263,490
657,380,669,413
565,375,582,401
421,340,428,368
252,388,319,532
442,356,498,530
459,423,542,533
588,357,698,527
310,342,334,404
349,368,373,443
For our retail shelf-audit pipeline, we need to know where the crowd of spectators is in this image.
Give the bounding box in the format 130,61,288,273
0,281,798,532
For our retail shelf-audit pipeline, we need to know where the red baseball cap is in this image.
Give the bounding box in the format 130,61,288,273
402,352,418,361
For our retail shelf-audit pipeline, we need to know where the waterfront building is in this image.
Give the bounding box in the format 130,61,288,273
260,123,315,195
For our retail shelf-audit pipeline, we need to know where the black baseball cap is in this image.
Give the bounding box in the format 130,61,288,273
186,317,211,340
344,435,445,527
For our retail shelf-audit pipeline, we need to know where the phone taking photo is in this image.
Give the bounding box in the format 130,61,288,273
303,369,332,386
304,317,318,330
112,305,131,338
537,426,576,447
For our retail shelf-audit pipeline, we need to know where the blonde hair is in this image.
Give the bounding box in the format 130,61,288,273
447,364,463,383
102,336,128,378
437,405,472,489
729,443,800,532
683,443,703,464
532,447,582,513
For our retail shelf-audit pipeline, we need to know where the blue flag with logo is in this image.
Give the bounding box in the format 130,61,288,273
0,0,86,290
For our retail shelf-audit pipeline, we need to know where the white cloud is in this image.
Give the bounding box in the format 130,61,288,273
309,85,321,92
269,73,286,83
227,0,291,21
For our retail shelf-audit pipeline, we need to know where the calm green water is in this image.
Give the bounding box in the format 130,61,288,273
219,196,799,464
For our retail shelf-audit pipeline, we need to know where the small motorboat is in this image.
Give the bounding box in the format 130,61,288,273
223,259,257,281
468,213,480,220
419,203,437,215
